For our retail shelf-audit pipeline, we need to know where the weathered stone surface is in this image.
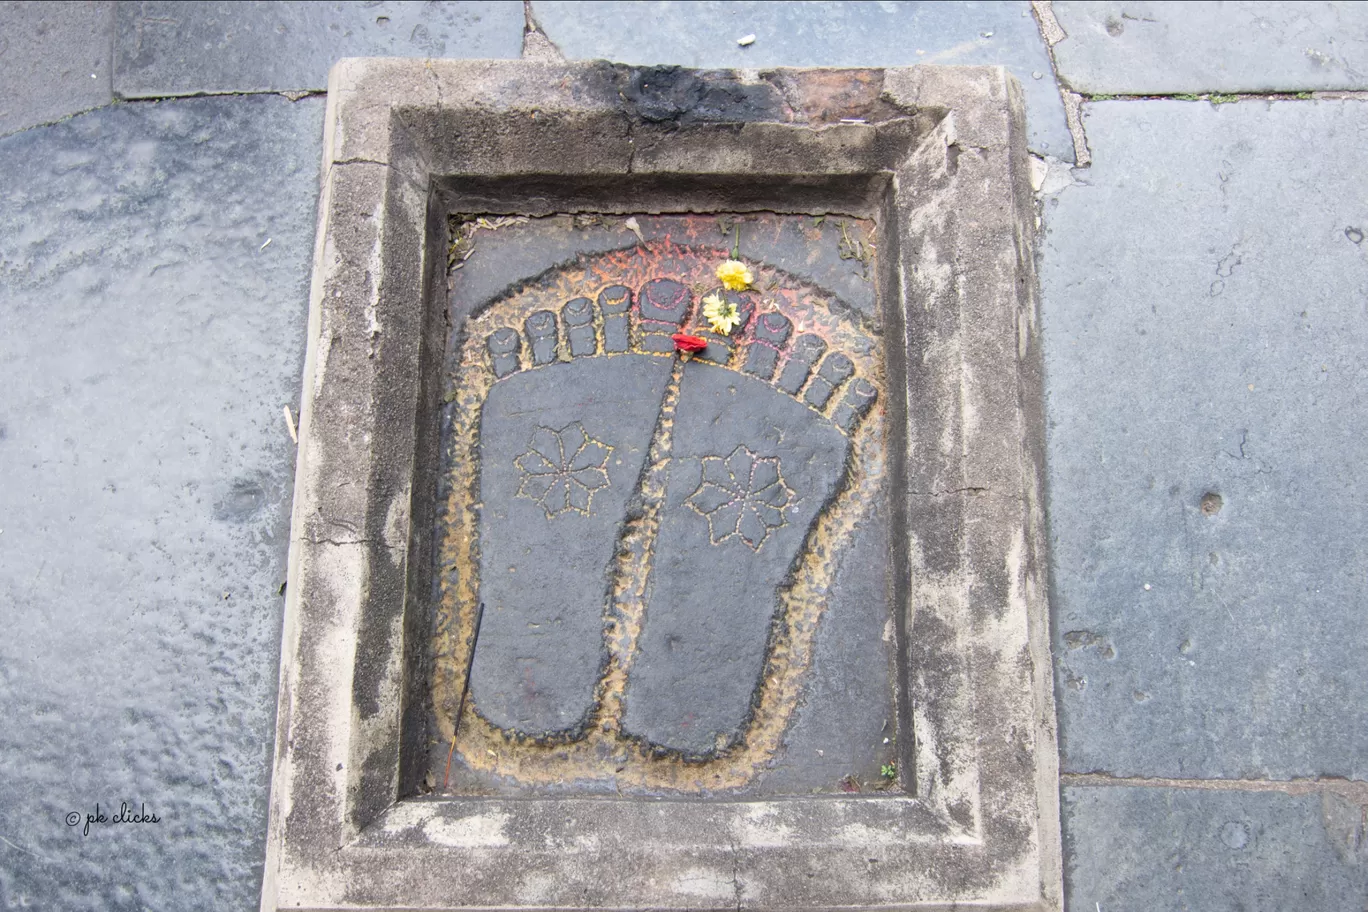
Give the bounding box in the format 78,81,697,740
636,276,691,351
0,0,113,136
268,59,1057,912
624,362,856,755
471,354,673,738
1052,1,1368,95
535,0,1076,161
437,212,900,794
1063,785,1368,911
441,223,891,785
777,334,826,395
113,0,524,96
446,213,880,322
1041,98,1368,779
753,508,898,793
0,94,322,912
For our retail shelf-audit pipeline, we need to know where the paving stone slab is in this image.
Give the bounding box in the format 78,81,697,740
534,0,1077,161
113,0,524,96
1063,785,1368,912
1040,98,1368,779
0,94,322,911
1052,0,1368,95
0,0,113,137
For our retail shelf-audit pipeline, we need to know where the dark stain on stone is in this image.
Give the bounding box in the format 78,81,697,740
617,65,786,125
352,499,409,724
350,742,398,831
1063,629,1116,659
946,142,962,176
947,796,975,829
213,478,267,522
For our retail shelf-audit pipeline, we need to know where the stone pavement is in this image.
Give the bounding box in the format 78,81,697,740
1,2,1366,910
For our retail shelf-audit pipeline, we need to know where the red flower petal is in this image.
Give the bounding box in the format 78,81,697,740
672,333,709,353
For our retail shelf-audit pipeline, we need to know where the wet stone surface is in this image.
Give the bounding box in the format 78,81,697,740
0,93,322,912
113,0,524,96
431,213,898,794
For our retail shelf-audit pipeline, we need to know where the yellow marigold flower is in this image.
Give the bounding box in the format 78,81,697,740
702,293,741,335
715,259,753,291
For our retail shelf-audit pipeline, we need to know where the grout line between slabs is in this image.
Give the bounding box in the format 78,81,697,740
1078,89,1368,102
1063,772,1368,802
521,0,565,62
1030,0,1090,166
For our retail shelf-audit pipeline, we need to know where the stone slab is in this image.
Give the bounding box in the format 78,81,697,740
1063,785,1368,911
534,0,1077,161
436,214,895,789
1040,98,1368,779
1052,0,1368,95
0,94,322,912
262,58,1059,911
113,0,524,96
0,0,113,137
431,214,899,796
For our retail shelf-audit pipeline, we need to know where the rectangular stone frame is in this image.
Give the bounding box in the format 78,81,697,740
262,59,1062,911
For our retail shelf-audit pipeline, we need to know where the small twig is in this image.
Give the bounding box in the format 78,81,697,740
0,834,49,861
443,601,486,790
282,405,298,444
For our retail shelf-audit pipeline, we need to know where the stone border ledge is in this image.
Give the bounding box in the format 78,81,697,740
262,58,1061,911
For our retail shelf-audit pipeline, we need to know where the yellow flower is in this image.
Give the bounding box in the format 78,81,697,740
702,293,740,335
715,259,753,291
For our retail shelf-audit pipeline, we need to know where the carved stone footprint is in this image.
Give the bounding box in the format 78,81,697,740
468,281,689,740
621,294,876,756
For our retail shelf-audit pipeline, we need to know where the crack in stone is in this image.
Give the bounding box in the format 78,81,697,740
303,535,381,547
911,486,989,497
1063,772,1368,802
521,0,565,62
727,828,745,912
1029,0,1092,167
